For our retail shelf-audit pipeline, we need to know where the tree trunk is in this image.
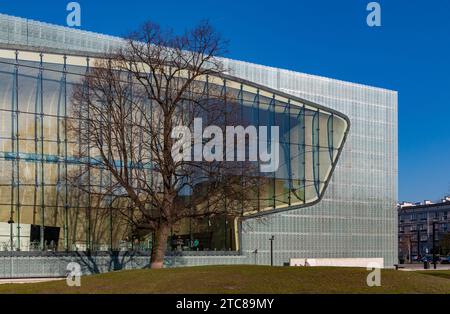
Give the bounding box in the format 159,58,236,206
150,224,170,269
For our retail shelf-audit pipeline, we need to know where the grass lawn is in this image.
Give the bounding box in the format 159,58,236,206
0,266,449,294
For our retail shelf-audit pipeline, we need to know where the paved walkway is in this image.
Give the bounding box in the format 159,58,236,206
398,264,450,271
0,278,64,285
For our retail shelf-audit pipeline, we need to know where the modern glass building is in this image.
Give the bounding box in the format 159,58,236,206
0,14,398,267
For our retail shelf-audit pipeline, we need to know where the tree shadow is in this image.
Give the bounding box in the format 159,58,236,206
69,251,150,275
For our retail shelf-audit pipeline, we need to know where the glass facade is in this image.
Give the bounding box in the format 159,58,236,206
224,60,398,267
0,49,348,252
0,14,397,267
0,55,125,251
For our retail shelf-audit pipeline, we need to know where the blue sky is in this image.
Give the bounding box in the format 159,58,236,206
1,0,449,202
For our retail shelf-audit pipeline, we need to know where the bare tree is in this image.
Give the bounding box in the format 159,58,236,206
399,234,412,263
70,21,260,268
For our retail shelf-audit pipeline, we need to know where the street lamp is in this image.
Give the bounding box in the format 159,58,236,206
253,249,258,265
269,235,275,266
7,218,14,252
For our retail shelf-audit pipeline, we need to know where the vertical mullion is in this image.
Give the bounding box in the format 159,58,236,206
312,109,320,197
287,99,292,206
15,51,20,250
328,113,334,162
301,104,306,203
270,96,275,209
75,60,82,250
63,55,69,251
9,50,20,251
33,60,39,226
54,60,63,246
39,52,45,251
254,90,260,211
317,110,320,196
239,84,244,216
9,53,15,251
223,79,227,250
201,75,209,249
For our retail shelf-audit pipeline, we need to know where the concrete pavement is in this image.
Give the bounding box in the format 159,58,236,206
0,278,64,285
398,263,450,271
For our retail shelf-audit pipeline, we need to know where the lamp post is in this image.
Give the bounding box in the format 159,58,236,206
253,249,258,265
269,235,275,266
432,221,438,269
8,218,14,251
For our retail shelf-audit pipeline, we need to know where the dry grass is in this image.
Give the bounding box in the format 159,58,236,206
0,266,449,294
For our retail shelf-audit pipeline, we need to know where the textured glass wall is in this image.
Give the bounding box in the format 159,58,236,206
0,13,124,54
224,59,398,267
0,49,348,253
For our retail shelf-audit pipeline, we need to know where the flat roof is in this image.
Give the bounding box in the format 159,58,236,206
0,13,396,94
399,202,450,211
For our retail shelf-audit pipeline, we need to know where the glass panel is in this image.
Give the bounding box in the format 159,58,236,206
291,179,305,204
0,51,352,253
17,66,39,113
0,110,11,139
275,178,290,207
0,61,14,111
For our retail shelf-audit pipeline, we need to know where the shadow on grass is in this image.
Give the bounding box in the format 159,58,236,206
417,270,450,280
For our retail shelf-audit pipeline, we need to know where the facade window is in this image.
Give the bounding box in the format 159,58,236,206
0,45,350,253
0,13,399,267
